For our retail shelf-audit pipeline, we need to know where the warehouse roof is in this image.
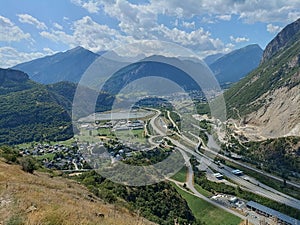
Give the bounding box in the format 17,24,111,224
246,201,299,224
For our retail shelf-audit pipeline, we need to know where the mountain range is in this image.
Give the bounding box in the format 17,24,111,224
4,18,300,143
12,44,263,87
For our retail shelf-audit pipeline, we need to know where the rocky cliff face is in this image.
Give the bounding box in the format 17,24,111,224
261,18,300,64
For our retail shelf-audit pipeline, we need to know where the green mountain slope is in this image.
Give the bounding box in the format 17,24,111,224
225,23,300,118
0,69,74,144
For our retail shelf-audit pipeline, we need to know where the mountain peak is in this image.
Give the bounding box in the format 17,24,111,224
65,46,97,55
12,46,99,84
261,18,300,64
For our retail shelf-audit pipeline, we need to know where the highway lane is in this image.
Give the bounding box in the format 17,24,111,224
148,108,300,210
192,123,300,190
202,145,300,190
170,138,300,210
172,135,300,210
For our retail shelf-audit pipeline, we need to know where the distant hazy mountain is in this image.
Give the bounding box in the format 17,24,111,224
0,68,74,144
203,53,224,65
99,54,218,100
11,44,262,90
209,44,263,85
12,46,99,84
225,18,300,138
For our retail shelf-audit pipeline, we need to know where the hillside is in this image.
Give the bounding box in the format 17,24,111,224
0,69,74,144
224,18,300,139
209,44,263,86
0,160,155,225
261,18,300,63
46,81,115,119
12,46,99,84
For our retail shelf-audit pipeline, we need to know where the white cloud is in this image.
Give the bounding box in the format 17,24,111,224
156,25,223,52
266,24,282,33
43,47,57,55
66,0,299,57
230,35,249,43
40,30,75,46
0,16,31,42
18,14,47,30
71,0,300,24
217,14,231,21
53,22,63,30
41,16,131,52
71,0,101,13
182,21,195,29
150,0,300,23
101,0,158,39
72,16,126,51
0,47,53,68
40,14,226,57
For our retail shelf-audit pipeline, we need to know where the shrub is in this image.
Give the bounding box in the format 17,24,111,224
0,146,19,163
18,157,37,173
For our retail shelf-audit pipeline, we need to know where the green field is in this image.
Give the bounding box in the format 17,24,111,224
76,129,100,143
194,184,212,197
115,129,146,144
17,138,77,149
171,166,187,182
172,183,242,225
35,153,55,161
97,127,113,137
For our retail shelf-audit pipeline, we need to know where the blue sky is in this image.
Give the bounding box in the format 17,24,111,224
0,0,299,68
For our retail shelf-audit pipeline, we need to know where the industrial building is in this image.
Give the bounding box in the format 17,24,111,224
246,201,300,225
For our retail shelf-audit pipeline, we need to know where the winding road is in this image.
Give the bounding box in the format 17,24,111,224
148,108,300,211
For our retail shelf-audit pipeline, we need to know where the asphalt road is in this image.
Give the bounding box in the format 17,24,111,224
148,108,300,210
192,123,300,190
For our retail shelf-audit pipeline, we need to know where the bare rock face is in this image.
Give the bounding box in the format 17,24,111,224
261,18,300,64
245,85,300,139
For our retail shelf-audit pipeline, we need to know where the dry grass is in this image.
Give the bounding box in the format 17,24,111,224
0,160,155,225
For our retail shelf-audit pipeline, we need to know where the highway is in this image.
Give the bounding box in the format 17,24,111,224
169,136,300,211
192,123,300,190
150,108,300,211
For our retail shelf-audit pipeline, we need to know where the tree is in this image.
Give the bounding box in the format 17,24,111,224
19,157,37,173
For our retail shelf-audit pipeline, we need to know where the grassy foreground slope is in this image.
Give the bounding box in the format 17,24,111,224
0,160,155,225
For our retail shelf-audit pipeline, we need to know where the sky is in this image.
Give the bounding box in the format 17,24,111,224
0,0,299,68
